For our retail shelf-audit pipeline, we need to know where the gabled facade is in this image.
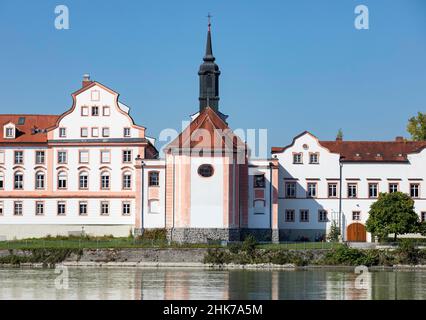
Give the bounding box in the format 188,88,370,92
272,131,426,242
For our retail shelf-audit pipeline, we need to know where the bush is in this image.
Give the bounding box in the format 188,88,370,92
395,239,420,265
137,229,167,241
241,235,257,255
327,221,341,242
322,245,379,266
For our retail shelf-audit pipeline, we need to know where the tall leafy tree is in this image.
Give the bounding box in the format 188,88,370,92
407,112,426,141
336,128,343,140
366,192,419,241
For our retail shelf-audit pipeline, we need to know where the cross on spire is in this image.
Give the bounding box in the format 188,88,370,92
207,13,212,31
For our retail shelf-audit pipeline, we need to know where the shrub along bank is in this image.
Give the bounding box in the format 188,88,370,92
204,238,426,267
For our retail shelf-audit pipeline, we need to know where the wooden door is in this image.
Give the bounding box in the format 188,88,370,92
347,223,366,242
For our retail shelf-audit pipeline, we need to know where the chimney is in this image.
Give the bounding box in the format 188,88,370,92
395,136,404,142
82,74,92,88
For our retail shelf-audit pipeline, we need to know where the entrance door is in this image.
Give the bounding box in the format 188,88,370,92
347,223,366,242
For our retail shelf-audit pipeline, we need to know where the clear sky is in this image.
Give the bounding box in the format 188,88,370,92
0,0,425,151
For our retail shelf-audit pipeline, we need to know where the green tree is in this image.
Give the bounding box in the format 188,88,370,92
407,112,426,141
336,128,343,140
327,220,341,242
366,192,420,242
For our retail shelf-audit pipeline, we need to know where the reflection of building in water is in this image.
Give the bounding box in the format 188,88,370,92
325,271,372,300
137,269,230,300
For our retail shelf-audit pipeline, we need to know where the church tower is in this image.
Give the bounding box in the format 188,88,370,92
199,16,220,112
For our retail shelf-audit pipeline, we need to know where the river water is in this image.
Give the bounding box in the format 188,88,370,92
0,267,425,300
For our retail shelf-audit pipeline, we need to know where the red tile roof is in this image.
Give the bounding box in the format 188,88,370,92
0,114,60,144
319,140,426,162
166,107,246,152
271,131,426,162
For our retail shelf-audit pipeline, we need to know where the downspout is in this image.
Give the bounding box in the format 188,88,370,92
269,162,273,229
339,157,344,241
141,161,145,232
171,153,176,242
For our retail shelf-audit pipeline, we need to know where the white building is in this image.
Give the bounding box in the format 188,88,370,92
1,24,425,243
271,131,426,242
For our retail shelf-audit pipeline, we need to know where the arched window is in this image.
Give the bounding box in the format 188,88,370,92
0,172,4,190
100,171,110,190
35,171,45,189
79,171,89,189
58,171,67,189
14,171,24,190
122,171,132,190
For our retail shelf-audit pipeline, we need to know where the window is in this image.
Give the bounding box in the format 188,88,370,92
309,153,319,164
35,151,45,164
102,127,110,137
0,150,4,164
35,171,45,189
81,128,88,138
300,209,309,222
0,172,4,190
198,164,214,177
254,175,265,188
35,202,44,216
79,202,88,216
91,106,99,116
149,200,160,214
285,182,296,198
57,202,66,216
293,153,303,164
14,201,23,216
422,212,426,223
6,127,14,138
352,211,361,221
101,171,110,190
348,183,357,198
58,171,67,189
81,106,89,116
101,150,110,164
122,202,131,216
369,183,378,198
122,150,132,163
79,150,89,164
123,127,131,137
92,128,99,137
410,184,420,198
307,183,317,198
14,151,23,164
123,172,132,189
389,183,399,193
101,201,109,216
58,151,67,164
59,127,67,138
14,172,24,190
149,172,160,187
253,200,265,214
318,210,328,222
103,106,110,116
328,183,337,198
0,201,3,216
285,209,295,222
79,171,89,189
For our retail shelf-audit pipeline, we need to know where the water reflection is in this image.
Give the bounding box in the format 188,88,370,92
0,268,426,300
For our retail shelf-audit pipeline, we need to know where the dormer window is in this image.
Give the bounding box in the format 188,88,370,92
6,127,14,138
4,123,16,139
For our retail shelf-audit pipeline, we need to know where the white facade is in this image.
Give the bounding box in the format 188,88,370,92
272,132,426,242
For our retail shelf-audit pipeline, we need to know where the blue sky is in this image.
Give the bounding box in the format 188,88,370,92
0,0,425,150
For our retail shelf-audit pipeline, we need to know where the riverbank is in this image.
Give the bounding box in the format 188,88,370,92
1,241,426,268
